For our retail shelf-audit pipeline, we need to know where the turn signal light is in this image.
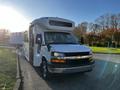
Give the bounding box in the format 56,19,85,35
51,59,65,63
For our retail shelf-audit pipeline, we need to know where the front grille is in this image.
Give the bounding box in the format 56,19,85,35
50,58,94,68
64,52,89,56
66,58,90,66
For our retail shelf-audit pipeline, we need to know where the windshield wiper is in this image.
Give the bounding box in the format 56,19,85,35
47,41,61,44
65,43,78,44
47,41,78,44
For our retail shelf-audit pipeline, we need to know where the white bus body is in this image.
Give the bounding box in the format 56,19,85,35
23,17,94,79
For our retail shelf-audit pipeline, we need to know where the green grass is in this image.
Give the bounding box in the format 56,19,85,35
90,46,120,54
0,47,16,90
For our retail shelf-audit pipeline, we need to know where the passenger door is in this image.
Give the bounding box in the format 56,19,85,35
33,34,42,66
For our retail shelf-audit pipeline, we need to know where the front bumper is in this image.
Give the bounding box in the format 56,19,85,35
48,64,95,73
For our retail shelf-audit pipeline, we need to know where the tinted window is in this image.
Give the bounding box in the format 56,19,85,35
49,20,72,27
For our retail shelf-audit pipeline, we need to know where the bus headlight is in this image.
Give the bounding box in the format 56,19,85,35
52,52,64,57
51,52,65,63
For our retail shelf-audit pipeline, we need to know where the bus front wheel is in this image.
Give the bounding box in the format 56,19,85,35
41,60,50,80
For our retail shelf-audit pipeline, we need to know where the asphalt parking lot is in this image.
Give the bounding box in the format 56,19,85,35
19,54,120,90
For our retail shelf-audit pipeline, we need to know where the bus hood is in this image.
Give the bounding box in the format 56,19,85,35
50,44,91,53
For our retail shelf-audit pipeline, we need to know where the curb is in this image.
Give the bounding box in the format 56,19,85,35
13,52,23,90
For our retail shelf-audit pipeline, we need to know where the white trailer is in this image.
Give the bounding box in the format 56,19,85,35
23,17,95,79
10,32,24,47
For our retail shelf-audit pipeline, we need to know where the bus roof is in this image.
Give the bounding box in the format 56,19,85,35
31,17,75,31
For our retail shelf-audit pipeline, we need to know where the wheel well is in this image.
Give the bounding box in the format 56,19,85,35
42,56,47,62
40,56,47,67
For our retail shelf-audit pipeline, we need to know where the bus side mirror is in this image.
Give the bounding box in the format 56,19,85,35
78,40,81,44
36,34,42,44
80,37,84,44
36,38,42,44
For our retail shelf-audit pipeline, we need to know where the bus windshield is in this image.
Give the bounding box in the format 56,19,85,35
44,32,78,44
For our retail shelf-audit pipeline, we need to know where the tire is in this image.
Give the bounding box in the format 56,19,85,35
41,60,50,80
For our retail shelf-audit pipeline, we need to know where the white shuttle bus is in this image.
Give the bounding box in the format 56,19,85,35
23,17,95,79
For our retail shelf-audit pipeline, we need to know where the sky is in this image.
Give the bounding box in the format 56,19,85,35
0,0,120,32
